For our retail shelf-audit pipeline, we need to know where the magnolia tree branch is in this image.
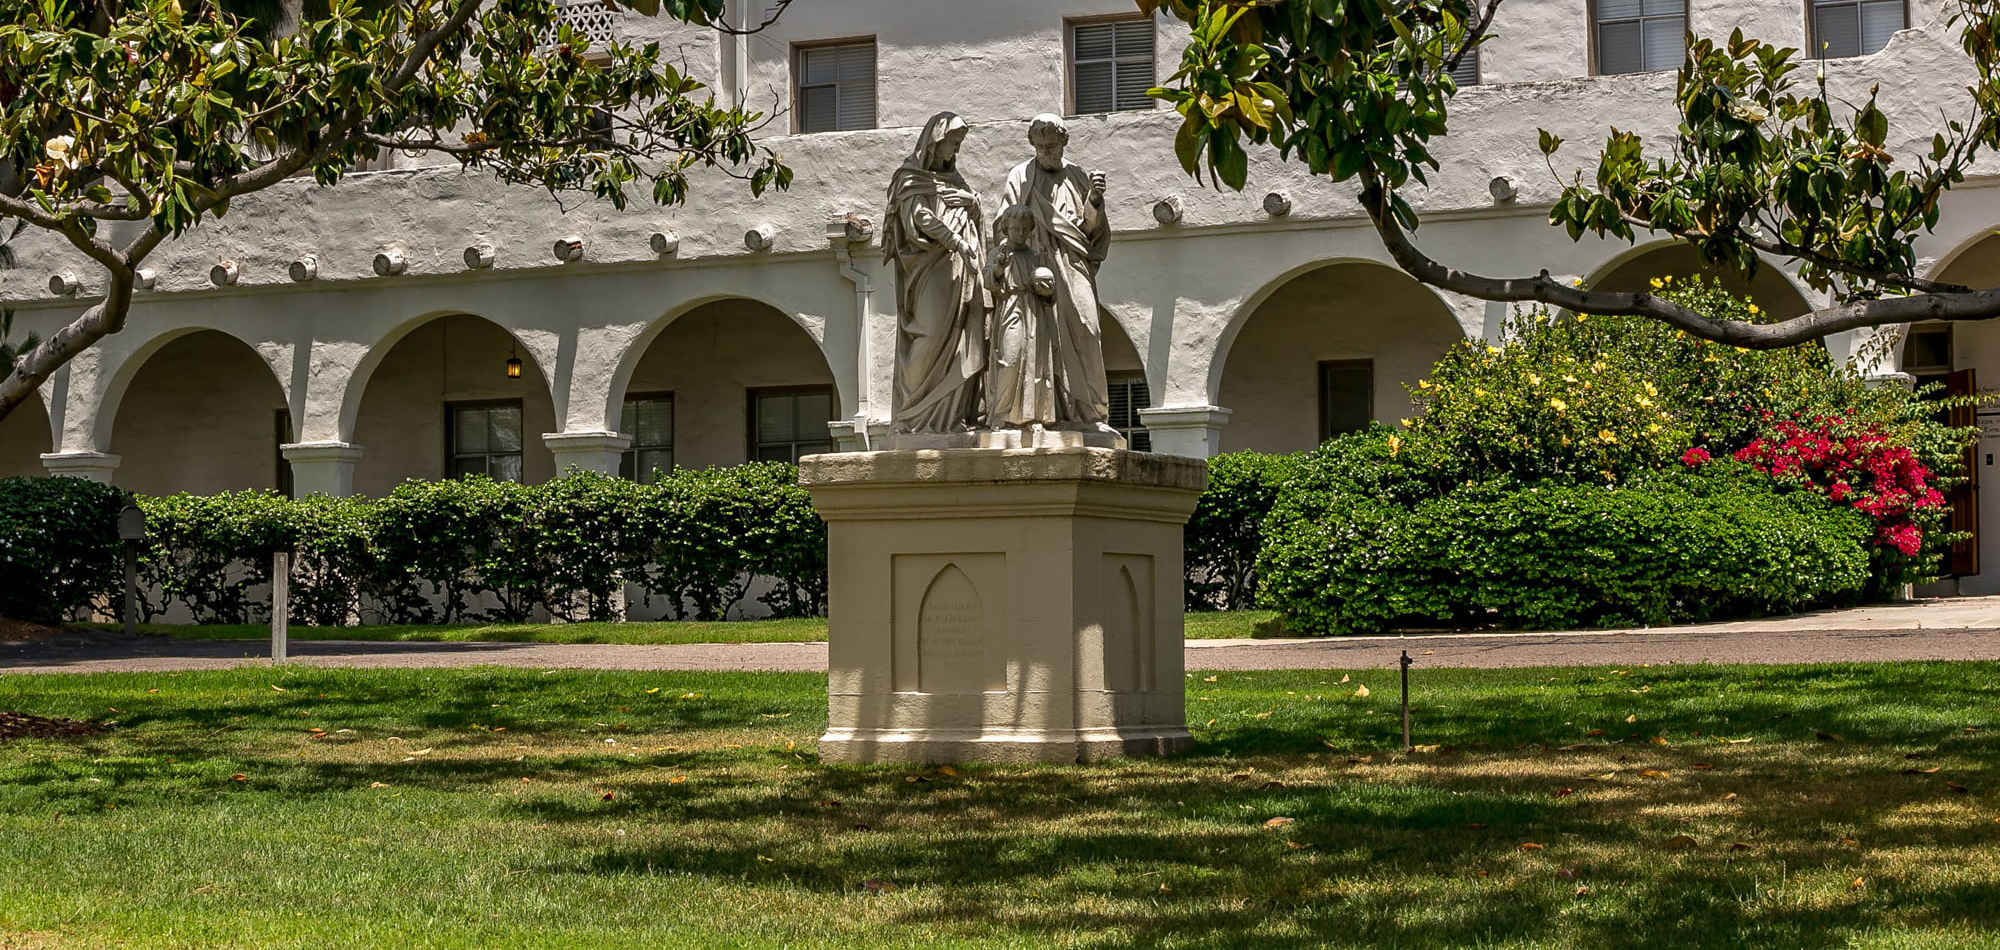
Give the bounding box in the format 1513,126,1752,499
1359,175,2000,349
1610,210,1973,296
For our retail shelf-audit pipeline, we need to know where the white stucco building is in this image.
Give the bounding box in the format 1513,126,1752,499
5,0,2000,587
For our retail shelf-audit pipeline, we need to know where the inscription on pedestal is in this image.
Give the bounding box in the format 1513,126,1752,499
892,553,1009,693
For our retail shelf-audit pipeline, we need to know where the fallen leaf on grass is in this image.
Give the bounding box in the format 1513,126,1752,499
600,790,615,801
1721,737,1753,744
1840,837,1858,846
1264,817,1296,828
270,685,286,692
409,748,433,755
1466,822,1488,830
1947,782,1971,794
1203,676,1218,683
1574,885,1592,897
1904,767,1942,775
1585,729,1606,738
859,879,898,894
1472,869,1489,878
938,766,958,777
1519,842,1546,851
1663,834,1698,850
1338,674,1350,684
1353,685,1370,697
1850,877,1865,890
1554,787,1574,798
1285,840,1308,850
230,773,247,782
1346,755,1373,764
1625,714,1637,724
668,776,686,785
1721,793,1739,802
1692,763,1714,770
1639,769,1671,778
368,782,389,789
645,688,660,694
1649,737,1669,746
1253,711,1273,719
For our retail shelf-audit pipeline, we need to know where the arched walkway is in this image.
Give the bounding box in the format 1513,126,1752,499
1215,261,1466,454
350,313,559,496
616,298,840,471
0,392,51,478
108,330,290,497
1588,243,1812,318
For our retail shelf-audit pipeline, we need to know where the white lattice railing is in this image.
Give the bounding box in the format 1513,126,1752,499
546,0,619,51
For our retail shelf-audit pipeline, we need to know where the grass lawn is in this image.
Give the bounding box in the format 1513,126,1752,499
105,610,1290,644
1,663,1996,948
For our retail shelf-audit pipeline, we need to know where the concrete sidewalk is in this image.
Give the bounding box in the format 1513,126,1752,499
5,597,2000,675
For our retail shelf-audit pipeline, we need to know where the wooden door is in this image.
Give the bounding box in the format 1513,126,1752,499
1947,369,1979,577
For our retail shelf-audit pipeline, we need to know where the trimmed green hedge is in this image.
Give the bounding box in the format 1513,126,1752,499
1258,432,1875,633
1184,451,1297,611
0,475,123,624
123,465,828,626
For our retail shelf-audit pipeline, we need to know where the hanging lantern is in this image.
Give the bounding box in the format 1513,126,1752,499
505,346,523,379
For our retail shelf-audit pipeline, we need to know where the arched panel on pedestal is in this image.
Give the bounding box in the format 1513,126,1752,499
0,391,51,478
107,329,291,496
611,297,842,472
1585,242,1812,318
1214,260,1466,454
348,313,559,496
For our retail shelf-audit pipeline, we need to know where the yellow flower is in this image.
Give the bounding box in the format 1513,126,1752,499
1660,275,1673,284
1636,396,1653,408
1598,429,1617,443
1644,381,1658,396
1418,379,1432,390
1473,387,1488,397
1647,422,1663,434
1747,304,1760,315
1649,277,1664,289
1590,361,1606,373
1572,278,1584,286
1550,398,1568,412
1388,434,1402,457
1563,375,1578,383
1486,345,1502,355
1399,418,1413,428
1529,374,1543,386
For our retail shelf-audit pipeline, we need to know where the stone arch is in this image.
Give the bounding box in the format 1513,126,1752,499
335,308,554,444
91,324,289,452
610,295,843,469
0,389,52,478
603,293,840,434
1584,241,1813,318
347,312,561,496
1212,259,1467,454
106,329,292,496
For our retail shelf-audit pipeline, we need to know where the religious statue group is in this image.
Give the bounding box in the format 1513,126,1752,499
883,110,1121,443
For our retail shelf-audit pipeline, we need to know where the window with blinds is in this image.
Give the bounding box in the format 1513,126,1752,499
1070,19,1156,115
1810,0,1904,57
1447,48,1480,86
796,41,877,133
751,387,835,463
619,394,674,484
1318,361,1374,443
1107,375,1152,452
449,402,525,482
1595,0,1685,74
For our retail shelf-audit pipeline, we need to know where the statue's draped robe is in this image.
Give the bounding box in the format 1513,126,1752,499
986,242,1058,426
885,159,986,433
1001,158,1112,426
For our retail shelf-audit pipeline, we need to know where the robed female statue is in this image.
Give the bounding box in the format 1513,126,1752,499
883,112,987,434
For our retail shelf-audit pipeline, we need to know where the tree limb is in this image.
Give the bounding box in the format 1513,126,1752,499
1360,174,2000,348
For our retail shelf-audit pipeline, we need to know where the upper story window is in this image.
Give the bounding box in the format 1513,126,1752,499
1070,18,1156,114
796,40,877,133
1595,0,1685,74
1810,0,1905,57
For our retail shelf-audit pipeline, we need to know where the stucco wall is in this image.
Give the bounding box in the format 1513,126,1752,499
350,315,559,497
624,298,840,469
109,331,289,497
1217,263,1467,454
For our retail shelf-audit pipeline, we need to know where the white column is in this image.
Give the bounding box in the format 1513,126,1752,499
543,431,631,476
1137,406,1232,459
41,451,121,483
282,442,364,497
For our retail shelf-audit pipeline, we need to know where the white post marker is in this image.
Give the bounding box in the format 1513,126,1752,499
271,551,290,665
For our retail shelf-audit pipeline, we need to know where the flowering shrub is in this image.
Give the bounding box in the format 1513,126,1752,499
1730,414,1946,556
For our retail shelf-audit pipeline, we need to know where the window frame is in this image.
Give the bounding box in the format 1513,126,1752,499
1064,13,1159,117
792,36,879,134
1317,359,1376,444
1805,0,1909,59
619,390,676,484
1588,0,1688,76
1106,373,1153,452
445,398,528,483
746,385,837,464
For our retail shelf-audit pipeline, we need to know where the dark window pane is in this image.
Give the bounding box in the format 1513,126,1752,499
1320,362,1374,441
1598,21,1643,74
1075,61,1115,114
455,407,488,454
1907,328,1952,371
1640,17,1684,70
1859,1,1901,53
491,454,523,483
1449,48,1479,85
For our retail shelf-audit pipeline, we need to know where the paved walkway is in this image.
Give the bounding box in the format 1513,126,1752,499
6,598,2000,675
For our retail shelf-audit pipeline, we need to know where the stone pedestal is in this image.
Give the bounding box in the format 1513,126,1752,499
281,442,364,497
800,447,1207,764
543,431,632,476
41,451,121,483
